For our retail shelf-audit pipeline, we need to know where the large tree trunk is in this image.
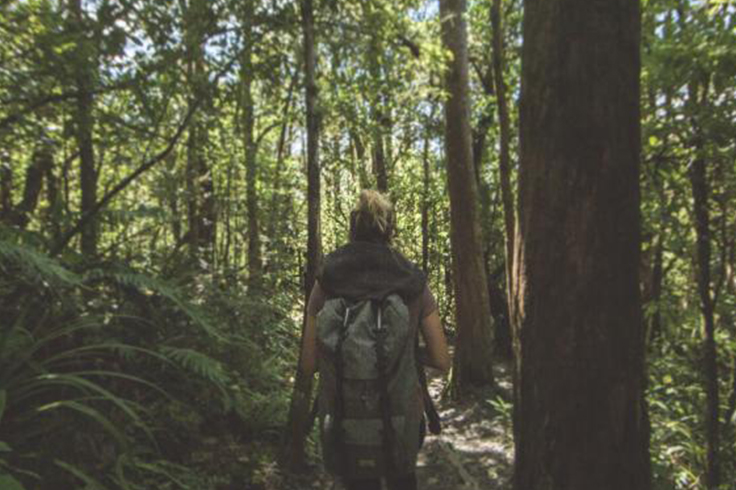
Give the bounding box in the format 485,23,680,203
439,0,495,398
70,0,97,257
282,0,321,470
512,1,651,489
242,0,261,285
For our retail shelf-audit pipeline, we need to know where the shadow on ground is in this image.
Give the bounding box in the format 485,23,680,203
275,362,514,490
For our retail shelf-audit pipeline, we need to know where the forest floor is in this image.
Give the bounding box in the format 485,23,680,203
272,361,515,490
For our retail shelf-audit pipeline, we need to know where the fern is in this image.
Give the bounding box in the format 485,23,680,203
159,346,232,410
85,269,223,340
0,239,81,288
158,346,230,387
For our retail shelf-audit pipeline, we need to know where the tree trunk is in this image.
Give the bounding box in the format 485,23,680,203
242,0,261,284
44,150,62,243
366,3,388,193
439,0,495,398
70,0,97,257
0,153,12,223
647,232,664,345
688,105,720,490
13,144,53,229
421,110,434,274
491,0,515,321
512,1,651,489
267,71,297,242
282,0,321,470
185,0,215,262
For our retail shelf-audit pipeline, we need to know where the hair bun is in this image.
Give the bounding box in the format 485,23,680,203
353,190,394,242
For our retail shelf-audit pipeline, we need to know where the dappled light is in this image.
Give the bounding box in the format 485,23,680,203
1,0,735,490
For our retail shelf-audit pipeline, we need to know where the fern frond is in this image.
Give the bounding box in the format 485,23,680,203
86,269,223,340
0,239,81,288
159,346,232,410
158,347,230,387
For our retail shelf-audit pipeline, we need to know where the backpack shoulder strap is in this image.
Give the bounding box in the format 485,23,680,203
374,299,398,475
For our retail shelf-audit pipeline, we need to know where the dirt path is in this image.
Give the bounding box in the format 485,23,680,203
416,362,514,490
276,362,514,490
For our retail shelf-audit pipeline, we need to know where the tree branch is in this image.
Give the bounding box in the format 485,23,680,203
50,101,200,257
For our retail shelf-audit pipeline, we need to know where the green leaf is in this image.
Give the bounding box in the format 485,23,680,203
0,441,11,452
0,474,26,490
54,460,108,490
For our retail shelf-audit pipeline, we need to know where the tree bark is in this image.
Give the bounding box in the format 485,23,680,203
366,2,388,193
267,71,297,242
185,0,216,262
282,0,321,470
0,153,12,223
242,0,261,284
512,1,651,489
421,109,434,274
688,102,720,490
12,144,53,229
491,0,515,322
440,0,495,397
647,232,665,345
70,0,97,257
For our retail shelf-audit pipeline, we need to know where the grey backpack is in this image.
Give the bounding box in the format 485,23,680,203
316,294,422,479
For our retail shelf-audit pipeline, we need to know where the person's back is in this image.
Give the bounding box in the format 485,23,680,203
299,190,450,490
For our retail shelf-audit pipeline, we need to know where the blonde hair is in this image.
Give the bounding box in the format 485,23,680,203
350,190,395,243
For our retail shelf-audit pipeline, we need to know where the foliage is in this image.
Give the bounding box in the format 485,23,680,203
0,0,735,487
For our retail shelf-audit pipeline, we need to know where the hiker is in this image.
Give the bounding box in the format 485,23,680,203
299,189,451,490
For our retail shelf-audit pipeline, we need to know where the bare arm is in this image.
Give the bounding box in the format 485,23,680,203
300,313,318,377
420,310,451,373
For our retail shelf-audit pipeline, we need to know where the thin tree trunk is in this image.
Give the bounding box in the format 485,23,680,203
440,0,495,398
647,232,665,344
725,259,736,427
421,109,434,274
70,0,97,256
675,2,721,480
185,0,215,262
242,0,261,284
688,98,720,490
283,0,321,470
44,149,62,243
267,70,298,241
0,153,12,223
12,144,53,229
491,0,515,320
364,2,388,193
512,0,651,488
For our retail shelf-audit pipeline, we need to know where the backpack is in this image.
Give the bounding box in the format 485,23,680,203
316,293,422,479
